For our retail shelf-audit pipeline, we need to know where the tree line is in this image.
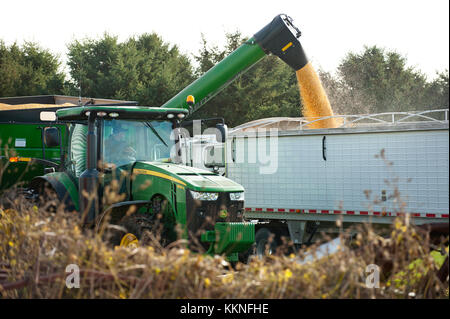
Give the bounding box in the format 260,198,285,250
0,32,448,127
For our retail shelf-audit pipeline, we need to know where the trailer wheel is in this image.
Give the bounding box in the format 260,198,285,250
254,228,278,259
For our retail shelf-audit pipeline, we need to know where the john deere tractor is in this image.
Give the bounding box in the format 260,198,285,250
2,14,309,261
20,103,254,261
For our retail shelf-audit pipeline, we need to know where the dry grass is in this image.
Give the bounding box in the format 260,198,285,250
0,187,447,299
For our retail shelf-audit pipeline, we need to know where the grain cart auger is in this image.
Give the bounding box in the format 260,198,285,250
161,14,308,113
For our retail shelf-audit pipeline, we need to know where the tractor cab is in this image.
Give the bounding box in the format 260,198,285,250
54,105,188,212
58,106,187,173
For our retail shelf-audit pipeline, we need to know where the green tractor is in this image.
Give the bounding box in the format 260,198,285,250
25,105,253,261
1,14,309,261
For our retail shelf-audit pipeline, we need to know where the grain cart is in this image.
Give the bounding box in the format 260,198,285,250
0,104,70,190
0,95,134,190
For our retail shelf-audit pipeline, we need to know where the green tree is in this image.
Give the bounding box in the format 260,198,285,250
0,41,65,97
66,33,195,106
424,70,449,110
320,45,447,115
189,31,302,127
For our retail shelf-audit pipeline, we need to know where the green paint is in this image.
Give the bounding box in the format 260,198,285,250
175,185,187,225
57,106,187,121
202,222,255,261
133,162,244,193
0,123,66,190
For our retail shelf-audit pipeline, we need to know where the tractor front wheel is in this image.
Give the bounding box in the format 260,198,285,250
108,196,176,249
108,213,155,248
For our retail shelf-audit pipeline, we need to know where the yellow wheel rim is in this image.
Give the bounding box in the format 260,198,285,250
120,233,139,248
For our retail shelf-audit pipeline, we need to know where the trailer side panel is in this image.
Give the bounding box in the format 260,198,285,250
227,126,449,224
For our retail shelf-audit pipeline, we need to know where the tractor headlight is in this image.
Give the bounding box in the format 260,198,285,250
229,192,244,201
190,190,219,201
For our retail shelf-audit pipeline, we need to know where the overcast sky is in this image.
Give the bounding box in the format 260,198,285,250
1,0,448,80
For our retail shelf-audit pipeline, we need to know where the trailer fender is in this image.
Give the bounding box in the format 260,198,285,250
30,172,79,212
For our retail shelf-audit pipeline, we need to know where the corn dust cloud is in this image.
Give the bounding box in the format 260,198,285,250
296,62,337,129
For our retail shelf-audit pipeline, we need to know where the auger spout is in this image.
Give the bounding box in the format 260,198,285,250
162,14,336,129
161,14,307,113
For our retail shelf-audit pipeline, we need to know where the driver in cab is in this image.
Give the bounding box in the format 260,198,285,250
104,125,136,166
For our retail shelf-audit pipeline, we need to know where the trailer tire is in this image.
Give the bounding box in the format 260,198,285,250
254,227,279,259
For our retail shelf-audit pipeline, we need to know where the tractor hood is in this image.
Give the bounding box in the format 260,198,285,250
132,162,244,192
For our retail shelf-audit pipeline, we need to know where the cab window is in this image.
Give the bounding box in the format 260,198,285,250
102,119,175,167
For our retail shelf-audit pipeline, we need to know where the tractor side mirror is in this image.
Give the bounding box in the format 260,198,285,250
204,144,225,168
44,127,60,147
215,123,228,143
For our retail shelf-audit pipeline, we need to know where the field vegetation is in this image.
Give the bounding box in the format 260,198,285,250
0,186,447,299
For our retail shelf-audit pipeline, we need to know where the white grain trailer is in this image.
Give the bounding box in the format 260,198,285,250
183,110,449,250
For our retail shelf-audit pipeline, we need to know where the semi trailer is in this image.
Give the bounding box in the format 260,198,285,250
158,13,449,253
184,110,449,254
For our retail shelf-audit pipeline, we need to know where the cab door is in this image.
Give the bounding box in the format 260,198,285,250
100,120,134,206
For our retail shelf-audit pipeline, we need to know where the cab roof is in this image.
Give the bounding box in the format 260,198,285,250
56,106,188,121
